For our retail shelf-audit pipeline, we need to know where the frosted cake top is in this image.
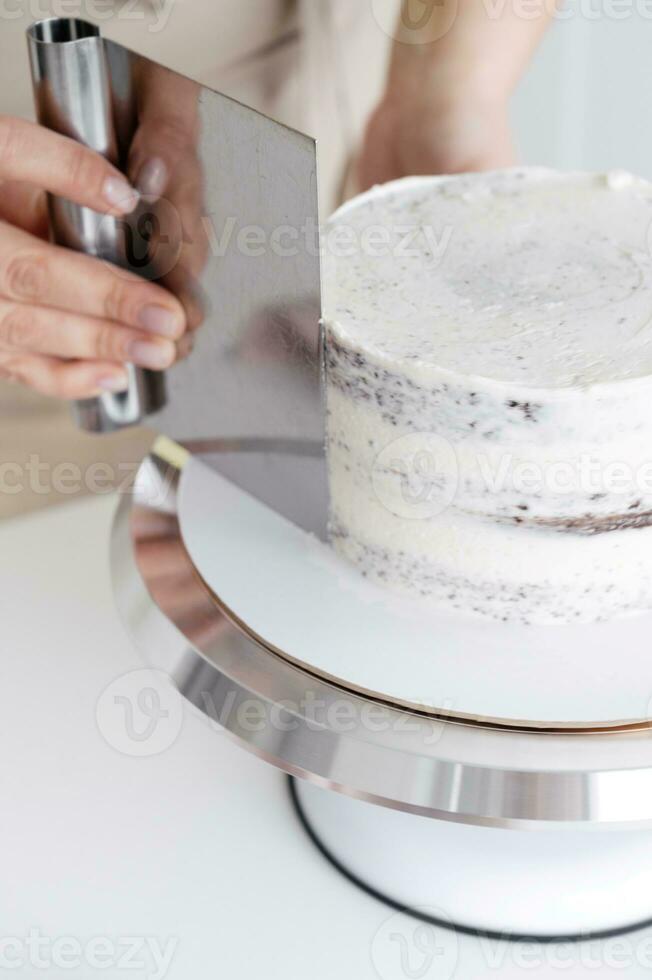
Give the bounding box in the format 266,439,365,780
323,168,652,389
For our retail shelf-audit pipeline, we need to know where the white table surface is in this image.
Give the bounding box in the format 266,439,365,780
1,493,652,980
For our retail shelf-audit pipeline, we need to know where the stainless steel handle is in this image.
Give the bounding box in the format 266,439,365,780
27,17,166,433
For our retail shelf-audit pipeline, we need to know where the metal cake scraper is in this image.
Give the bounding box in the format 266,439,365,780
27,17,327,536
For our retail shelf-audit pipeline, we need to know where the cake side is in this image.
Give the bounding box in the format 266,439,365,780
323,169,652,624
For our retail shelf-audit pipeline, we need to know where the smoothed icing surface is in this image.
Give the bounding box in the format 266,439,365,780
323,169,652,389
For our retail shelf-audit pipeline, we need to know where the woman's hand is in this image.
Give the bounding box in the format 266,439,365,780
0,115,187,399
357,87,515,191
356,1,553,191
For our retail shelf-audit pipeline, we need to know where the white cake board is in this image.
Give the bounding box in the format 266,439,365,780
178,456,652,730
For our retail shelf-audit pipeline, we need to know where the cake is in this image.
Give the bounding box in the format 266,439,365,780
323,168,652,624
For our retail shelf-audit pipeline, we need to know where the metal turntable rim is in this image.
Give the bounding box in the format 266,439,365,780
112,445,652,827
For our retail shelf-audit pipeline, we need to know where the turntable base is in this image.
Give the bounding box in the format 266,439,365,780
293,778,652,940
112,443,652,936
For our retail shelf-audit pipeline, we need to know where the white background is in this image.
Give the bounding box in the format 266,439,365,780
514,3,652,177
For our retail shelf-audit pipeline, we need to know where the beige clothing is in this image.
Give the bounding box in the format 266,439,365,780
0,0,394,518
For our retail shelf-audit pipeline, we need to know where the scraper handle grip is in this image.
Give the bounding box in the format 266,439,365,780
27,16,165,433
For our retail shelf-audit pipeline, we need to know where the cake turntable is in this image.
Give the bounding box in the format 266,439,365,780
29,16,652,945
111,437,652,941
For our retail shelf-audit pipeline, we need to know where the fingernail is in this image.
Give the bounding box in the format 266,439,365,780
136,157,168,199
103,177,139,214
176,332,195,360
138,304,183,338
98,373,129,393
127,339,174,370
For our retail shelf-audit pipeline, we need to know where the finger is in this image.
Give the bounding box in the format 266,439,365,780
129,115,195,200
0,352,130,400
164,272,207,333
0,299,177,370
0,181,48,238
163,151,206,277
0,221,186,338
175,330,195,362
127,65,200,199
124,66,206,325
156,155,209,330
0,115,139,216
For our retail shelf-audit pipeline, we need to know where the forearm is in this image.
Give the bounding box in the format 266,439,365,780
356,1,555,189
387,0,556,105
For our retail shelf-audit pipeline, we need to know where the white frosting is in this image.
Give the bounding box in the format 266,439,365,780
323,169,652,624
324,169,652,389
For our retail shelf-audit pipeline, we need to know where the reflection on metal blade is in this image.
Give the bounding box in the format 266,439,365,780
150,66,326,536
